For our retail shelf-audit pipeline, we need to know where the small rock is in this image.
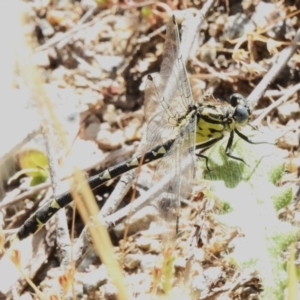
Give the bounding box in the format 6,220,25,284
81,0,97,9
113,206,156,237
222,13,255,41
48,47,58,62
77,250,99,272
51,65,71,82
64,283,84,300
103,104,118,124
79,89,104,108
198,38,218,65
209,14,227,37
123,253,142,270
173,257,187,270
124,118,143,141
69,139,104,170
140,254,158,271
147,239,161,253
252,2,286,39
57,0,74,9
293,211,300,223
81,267,108,292
85,123,101,141
277,102,300,123
136,236,152,251
286,153,300,173
95,55,124,72
38,18,55,37
46,10,66,26
96,129,125,150
73,74,90,88
191,273,207,294
102,283,117,300
100,122,112,131
277,131,299,149
32,50,50,67
39,267,84,298
191,266,225,297
19,292,33,300
215,54,228,68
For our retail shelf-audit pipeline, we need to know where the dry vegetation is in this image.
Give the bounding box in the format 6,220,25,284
0,0,300,299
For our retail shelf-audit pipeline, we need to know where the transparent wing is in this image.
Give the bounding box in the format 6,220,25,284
144,16,194,150
152,118,196,229
159,16,194,112
142,16,196,241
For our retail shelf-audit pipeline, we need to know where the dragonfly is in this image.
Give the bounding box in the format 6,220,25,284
15,15,262,241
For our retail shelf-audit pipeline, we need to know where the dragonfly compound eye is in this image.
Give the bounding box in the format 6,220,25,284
229,93,245,107
234,104,249,126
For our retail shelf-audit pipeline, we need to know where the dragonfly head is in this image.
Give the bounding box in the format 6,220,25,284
230,93,252,127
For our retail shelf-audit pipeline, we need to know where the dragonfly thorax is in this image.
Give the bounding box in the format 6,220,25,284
194,93,252,145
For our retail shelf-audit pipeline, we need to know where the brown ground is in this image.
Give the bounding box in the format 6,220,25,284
1,0,300,299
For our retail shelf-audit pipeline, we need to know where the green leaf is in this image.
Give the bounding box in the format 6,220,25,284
272,187,293,211
18,148,49,185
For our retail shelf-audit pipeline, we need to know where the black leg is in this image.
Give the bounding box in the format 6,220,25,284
234,128,271,145
196,150,211,171
225,131,248,165
195,135,224,171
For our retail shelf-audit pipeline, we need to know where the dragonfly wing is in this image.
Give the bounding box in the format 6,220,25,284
151,118,196,226
144,16,194,152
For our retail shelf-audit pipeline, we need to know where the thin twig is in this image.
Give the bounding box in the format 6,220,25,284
252,82,300,126
247,29,300,107
180,0,216,64
35,8,108,52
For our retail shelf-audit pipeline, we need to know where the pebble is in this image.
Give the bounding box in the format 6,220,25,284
19,293,33,300
222,13,255,41
81,267,108,293
46,10,66,26
277,131,299,149
191,266,224,295
277,102,300,123
123,253,142,270
38,18,55,37
101,283,117,300
32,50,50,67
252,2,286,39
140,254,158,271
135,236,152,251
95,55,124,72
113,206,156,237
73,74,90,88
96,129,125,150
198,38,217,65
